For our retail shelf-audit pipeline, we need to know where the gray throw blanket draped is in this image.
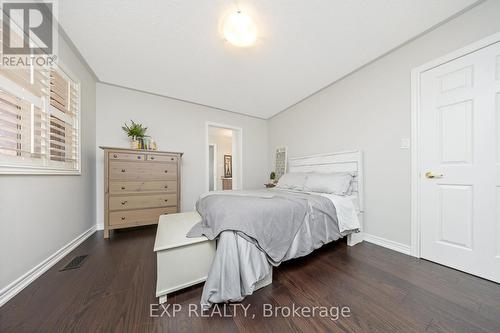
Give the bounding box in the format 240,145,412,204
187,193,310,262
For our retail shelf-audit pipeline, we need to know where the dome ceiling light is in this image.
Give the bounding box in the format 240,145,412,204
222,10,257,47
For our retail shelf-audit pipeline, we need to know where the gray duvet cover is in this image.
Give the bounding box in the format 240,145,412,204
187,189,346,308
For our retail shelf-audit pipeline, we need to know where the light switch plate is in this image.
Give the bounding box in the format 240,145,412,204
400,138,410,149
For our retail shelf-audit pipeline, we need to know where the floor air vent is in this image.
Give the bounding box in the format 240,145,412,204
60,255,88,271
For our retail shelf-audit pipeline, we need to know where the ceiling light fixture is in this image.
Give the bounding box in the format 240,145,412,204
222,10,257,47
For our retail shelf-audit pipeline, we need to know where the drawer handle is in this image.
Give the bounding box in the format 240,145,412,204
113,154,117,158
121,169,126,172
121,201,127,205
171,158,174,161
121,217,126,220
164,170,168,173
164,185,168,189
137,156,141,160
150,156,155,160
164,199,168,202
121,186,126,190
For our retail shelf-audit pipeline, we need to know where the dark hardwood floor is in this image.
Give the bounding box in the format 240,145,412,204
1,226,499,333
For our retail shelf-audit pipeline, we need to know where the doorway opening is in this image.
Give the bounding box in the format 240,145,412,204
206,122,242,192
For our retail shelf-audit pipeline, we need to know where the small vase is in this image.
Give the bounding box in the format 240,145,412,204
131,139,140,149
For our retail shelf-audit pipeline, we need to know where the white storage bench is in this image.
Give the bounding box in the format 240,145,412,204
154,212,216,304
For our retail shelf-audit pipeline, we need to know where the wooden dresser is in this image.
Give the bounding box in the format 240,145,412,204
100,147,183,238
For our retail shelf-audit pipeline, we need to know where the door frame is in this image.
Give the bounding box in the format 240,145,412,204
410,32,500,258
205,121,243,192
208,143,218,191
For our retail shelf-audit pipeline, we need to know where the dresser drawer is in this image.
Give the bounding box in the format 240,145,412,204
109,180,177,194
109,162,177,180
147,154,178,163
109,207,177,226
109,193,177,211
109,152,145,161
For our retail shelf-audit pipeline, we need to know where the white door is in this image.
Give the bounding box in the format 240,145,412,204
419,41,500,282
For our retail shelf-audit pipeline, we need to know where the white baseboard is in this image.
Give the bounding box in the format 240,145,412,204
363,233,411,255
0,225,97,307
96,223,104,231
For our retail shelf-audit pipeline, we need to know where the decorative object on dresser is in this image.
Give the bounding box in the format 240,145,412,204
121,120,149,149
100,147,183,239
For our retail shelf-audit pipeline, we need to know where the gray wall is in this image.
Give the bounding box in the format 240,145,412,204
0,35,97,290
95,83,269,228
268,0,500,246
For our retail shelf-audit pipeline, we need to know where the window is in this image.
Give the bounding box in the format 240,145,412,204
0,65,80,174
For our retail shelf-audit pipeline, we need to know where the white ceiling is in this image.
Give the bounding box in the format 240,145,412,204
59,0,478,119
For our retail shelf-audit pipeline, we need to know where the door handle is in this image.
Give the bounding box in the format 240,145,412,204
425,171,443,179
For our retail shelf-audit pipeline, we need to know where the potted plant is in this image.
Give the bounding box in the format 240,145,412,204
270,171,276,183
122,120,148,149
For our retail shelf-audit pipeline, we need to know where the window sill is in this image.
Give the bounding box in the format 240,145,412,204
0,166,81,175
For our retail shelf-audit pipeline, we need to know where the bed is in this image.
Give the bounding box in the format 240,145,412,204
188,150,364,308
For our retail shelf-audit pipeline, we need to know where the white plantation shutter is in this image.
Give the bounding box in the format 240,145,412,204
0,64,48,165
0,65,80,173
0,17,80,173
0,92,47,158
49,68,79,169
0,91,31,157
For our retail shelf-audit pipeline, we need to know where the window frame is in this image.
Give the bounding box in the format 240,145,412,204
0,63,82,175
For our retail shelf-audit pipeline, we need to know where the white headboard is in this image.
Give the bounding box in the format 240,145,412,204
288,150,364,212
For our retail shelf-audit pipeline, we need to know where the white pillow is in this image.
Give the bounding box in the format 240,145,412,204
303,172,353,195
276,172,308,190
